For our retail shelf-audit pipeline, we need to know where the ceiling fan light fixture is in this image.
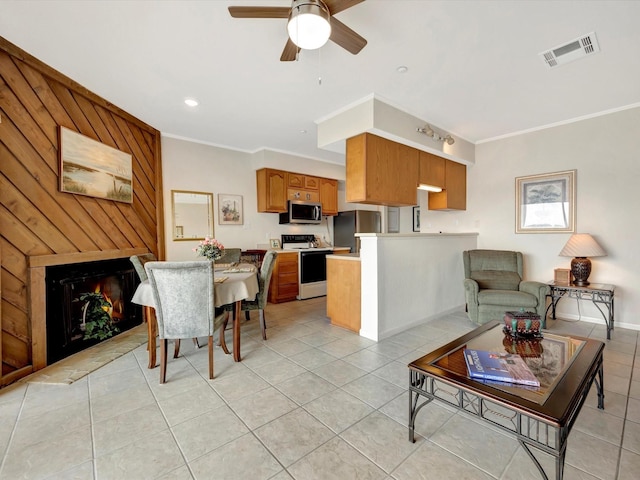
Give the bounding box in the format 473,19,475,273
287,0,331,50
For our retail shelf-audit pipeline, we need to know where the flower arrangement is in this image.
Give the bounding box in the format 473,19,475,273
193,237,225,261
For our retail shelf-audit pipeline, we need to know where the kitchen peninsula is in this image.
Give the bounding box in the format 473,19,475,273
326,233,478,341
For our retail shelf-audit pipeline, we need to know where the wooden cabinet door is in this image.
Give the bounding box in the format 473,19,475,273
287,189,320,203
304,176,319,190
257,169,287,212
268,252,299,303
346,133,418,206
418,151,445,189
428,160,467,210
319,178,338,216
287,173,305,188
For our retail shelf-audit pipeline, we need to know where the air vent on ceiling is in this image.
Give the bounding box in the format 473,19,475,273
539,32,600,68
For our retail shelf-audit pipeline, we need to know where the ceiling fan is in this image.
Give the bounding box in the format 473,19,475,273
228,0,367,61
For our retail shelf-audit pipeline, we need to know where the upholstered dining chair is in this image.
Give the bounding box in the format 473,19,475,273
130,253,156,282
463,249,549,326
144,261,229,383
130,253,202,353
224,250,277,340
216,248,242,264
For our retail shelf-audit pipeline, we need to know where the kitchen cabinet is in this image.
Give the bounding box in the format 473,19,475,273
428,159,467,210
257,168,287,212
287,188,320,203
319,178,338,216
268,251,299,303
418,151,445,189
346,132,419,206
257,168,338,214
326,255,361,333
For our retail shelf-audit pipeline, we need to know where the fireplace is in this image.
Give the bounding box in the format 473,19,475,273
45,257,142,364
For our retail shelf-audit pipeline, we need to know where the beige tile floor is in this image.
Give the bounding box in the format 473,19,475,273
0,297,639,479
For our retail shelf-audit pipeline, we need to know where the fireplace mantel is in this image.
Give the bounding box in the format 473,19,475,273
28,248,148,370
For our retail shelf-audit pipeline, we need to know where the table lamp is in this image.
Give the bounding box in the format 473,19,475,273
559,233,606,286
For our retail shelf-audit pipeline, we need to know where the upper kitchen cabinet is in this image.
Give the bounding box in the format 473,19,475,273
257,168,287,212
257,168,338,214
418,151,445,189
319,177,338,216
428,159,467,210
346,133,419,206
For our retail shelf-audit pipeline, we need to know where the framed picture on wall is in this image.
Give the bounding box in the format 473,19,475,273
413,206,420,232
58,126,133,203
516,170,576,233
218,194,243,225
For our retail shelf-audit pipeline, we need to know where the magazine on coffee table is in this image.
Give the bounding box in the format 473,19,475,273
463,349,540,387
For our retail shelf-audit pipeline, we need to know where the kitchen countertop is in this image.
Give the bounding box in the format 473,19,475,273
327,253,360,260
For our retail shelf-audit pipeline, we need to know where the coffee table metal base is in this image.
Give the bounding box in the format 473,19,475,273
409,360,604,480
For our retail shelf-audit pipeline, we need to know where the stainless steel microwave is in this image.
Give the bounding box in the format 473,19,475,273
279,201,322,224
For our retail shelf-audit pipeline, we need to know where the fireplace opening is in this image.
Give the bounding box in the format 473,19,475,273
46,257,142,364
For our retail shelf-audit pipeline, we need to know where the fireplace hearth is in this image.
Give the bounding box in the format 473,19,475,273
46,257,142,364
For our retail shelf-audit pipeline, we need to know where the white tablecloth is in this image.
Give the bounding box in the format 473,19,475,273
131,269,259,308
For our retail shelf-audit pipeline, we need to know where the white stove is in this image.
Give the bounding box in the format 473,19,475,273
281,235,331,300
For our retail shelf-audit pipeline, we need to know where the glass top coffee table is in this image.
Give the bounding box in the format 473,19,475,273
408,321,604,480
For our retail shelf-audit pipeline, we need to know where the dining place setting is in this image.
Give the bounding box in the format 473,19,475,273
129,239,277,384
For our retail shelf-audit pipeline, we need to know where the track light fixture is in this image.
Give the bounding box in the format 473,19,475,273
417,125,455,145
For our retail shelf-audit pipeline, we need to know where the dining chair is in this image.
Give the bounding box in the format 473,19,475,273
216,248,242,264
224,250,277,340
144,261,229,383
130,253,202,353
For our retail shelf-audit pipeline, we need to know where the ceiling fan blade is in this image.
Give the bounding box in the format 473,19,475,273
329,17,367,54
280,38,300,62
324,0,365,16
228,6,290,18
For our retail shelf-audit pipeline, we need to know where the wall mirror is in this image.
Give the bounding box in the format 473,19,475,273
171,190,214,241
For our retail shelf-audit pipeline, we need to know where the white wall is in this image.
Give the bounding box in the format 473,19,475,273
162,137,349,260
418,107,640,330
359,233,478,341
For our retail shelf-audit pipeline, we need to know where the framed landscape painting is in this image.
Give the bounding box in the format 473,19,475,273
218,194,243,225
515,170,575,233
59,126,133,203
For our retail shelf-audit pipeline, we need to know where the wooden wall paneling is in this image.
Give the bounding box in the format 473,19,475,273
0,173,77,253
28,266,46,370
1,301,29,345
0,239,27,280
0,54,59,162
153,131,165,260
13,55,75,143
94,110,156,216
1,139,100,252
0,36,163,382
0,270,27,321
2,331,29,369
0,206,53,258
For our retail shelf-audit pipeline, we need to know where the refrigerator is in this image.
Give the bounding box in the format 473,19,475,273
333,210,381,253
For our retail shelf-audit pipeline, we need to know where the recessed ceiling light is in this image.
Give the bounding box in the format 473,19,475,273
300,129,307,134
184,98,198,107
396,65,408,74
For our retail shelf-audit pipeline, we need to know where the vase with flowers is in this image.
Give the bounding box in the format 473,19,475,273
193,237,225,261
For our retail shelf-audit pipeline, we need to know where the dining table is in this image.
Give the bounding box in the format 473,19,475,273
131,263,259,367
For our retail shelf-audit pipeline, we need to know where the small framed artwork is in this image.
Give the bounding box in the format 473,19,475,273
413,206,421,232
516,170,576,234
59,126,133,203
218,194,243,225
270,238,281,249
554,268,571,284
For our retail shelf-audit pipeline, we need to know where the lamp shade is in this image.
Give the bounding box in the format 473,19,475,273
559,234,606,258
287,0,331,50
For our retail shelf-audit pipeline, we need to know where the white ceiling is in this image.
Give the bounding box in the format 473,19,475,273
2,1,639,165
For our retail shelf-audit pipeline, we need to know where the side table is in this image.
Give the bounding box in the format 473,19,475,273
546,282,615,339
